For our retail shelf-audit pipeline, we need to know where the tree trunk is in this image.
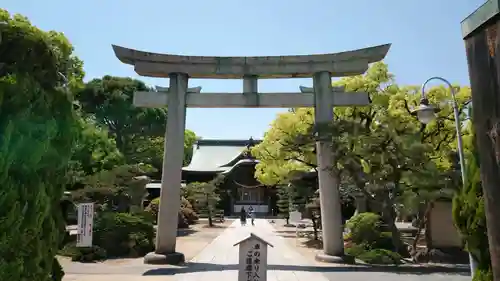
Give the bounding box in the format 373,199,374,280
424,201,434,250
411,205,426,253
464,15,500,280
381,205,405,255
311,214,319,240
207,195,213,227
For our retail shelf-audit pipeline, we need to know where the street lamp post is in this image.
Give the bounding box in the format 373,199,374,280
412,76,475,276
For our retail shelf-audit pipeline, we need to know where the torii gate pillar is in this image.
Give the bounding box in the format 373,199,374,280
313,71,344,260
112,43,391,264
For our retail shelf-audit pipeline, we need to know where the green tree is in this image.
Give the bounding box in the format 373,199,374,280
252,62,471,254
66,116,125,188
453,110,491,280
276,185,291,224
76,77,197,171
183,129,197,165
0,9,83,281
184,176,223,227
76,76,167,157
71,164,155,212
129,129,197,172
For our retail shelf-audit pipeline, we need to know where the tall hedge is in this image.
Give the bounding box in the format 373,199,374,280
452,123,491,280
0,10,83,281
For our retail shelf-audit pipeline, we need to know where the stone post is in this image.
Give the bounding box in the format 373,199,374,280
312,71,344,262
144,73,188,265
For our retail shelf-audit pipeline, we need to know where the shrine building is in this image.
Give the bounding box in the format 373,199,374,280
146,138,277,216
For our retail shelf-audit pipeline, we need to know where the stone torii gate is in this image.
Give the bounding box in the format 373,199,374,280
112,44,391,264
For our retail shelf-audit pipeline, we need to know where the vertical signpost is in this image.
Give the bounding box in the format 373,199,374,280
76,202,94,248
234,233,273,281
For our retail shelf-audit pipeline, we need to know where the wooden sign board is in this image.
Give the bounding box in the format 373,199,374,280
234,233,273,281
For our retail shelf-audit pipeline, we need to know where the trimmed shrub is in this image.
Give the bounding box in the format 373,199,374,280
145,197,160,221
373,232,395,251
345,213,401,265
93,212,155,258
60,212,155,261
357,249,403,265
346,212,383,246
181,207,199,225
346,244,402,265
60,244,107,262
178,211,189,228
145,197,198,227
345,243,366,257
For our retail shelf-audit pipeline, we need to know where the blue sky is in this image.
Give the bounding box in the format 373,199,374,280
4,0,484,139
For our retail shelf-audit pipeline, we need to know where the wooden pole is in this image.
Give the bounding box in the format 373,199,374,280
462,1,500,279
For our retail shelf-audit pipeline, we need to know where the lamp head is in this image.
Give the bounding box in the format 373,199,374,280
413,98,439,124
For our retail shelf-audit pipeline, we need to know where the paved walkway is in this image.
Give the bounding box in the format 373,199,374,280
169,219,330,281
63,219,329,281
63,219,470,281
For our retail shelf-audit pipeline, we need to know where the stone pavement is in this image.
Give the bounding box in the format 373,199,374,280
63,219,471,281
169,218,330,281
63,219,329,280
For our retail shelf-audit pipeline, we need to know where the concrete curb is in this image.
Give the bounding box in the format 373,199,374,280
320,262,471,274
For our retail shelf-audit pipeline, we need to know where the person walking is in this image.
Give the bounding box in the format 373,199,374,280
248,206,255,226
240,207,247,226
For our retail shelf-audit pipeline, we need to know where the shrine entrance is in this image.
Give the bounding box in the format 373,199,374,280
112,43,391,264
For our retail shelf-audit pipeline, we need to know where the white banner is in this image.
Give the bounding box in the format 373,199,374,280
76,203,94,247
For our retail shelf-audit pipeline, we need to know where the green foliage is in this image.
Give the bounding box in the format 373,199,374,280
76,76,167,155
0,11,85,91
252,62,471,253
60,245,107,262
67,117,125,186
61,212,155,261
345,244,402,265
145,197,160,222
180,197,199,225
345,213,399,264
75,76,197,172
71,164,154,212
184,181,221,212
356,249,403,265
95,212,155,257
473,268,493,281
183,130,197,166
145,197,198,227
0,9,83,281
453,125,490,273
346,212,383,246
252,62,471,194
276,185,291,219
183,177,222,226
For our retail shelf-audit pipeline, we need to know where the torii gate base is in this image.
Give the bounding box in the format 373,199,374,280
112,44,391,265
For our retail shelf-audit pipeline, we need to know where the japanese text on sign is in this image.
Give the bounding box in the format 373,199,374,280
76,203,94,247
245,243,262,281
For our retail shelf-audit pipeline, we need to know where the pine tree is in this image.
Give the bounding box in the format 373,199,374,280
276,185,291,224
